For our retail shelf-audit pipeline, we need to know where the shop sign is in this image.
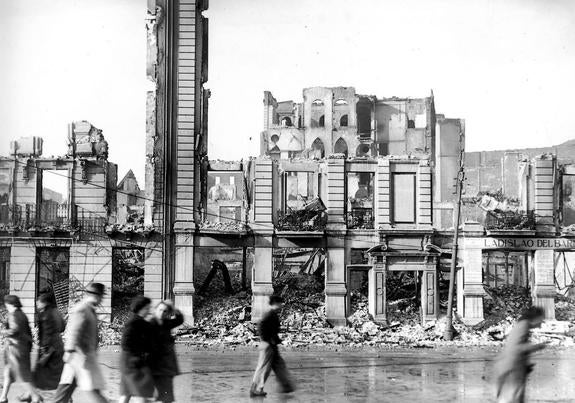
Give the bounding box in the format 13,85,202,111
475,237,575,250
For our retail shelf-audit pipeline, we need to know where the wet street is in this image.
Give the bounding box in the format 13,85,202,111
3,346,575,402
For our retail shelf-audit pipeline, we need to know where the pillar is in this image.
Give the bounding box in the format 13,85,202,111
376,159,391,229
533,249,555,319
173,232,195,325
460,245,484,325
421,268,439,323
325,155,347,326
368,262,386,322
534,156,556,234
251,159,274,322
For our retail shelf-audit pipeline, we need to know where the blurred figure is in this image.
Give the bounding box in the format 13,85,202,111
118,296,154,403
250,295,294,398
34,293,65,390
0,295,43,403
494,306,547,403
52,282,108,403
149,301,184,403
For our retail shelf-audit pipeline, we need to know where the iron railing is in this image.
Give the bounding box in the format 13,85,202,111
346,208,374,229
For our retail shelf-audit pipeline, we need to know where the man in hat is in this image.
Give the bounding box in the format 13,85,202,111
52,282,108,403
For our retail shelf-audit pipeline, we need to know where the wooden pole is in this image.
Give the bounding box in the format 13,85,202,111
443,131,465,341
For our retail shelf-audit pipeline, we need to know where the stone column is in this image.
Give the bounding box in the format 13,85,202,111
534,156,556,234
533,249,555,319
325,155,347,326
376,159,391,229
418,160,433,227
173,230,195,325
251,159,274,322
421,268,439,323
460,243,485,325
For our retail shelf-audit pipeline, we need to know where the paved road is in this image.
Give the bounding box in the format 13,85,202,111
2,346,575,402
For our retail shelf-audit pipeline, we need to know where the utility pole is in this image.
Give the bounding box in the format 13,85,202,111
443,130,465,341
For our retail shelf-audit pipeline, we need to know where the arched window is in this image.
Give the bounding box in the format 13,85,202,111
319,115,325,127
281,117,292,127
340,114,348,127
334,138,348,157
408,119,415,129
335,99,348,105
270,134,279,144
312,99,324,106
311,138,325,159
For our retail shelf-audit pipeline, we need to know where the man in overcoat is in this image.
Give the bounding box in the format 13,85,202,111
52,282,108,403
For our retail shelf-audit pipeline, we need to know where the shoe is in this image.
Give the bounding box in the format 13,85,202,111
249,390,267,397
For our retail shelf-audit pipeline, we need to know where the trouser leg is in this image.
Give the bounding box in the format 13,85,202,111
251,343,274,392
52,380,77,403
87,390,108,403
271,350,294,393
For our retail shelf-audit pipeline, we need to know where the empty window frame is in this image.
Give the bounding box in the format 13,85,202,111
392,173,416,224
347,172,374,229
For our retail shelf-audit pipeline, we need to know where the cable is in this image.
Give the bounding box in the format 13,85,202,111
5,156,445,250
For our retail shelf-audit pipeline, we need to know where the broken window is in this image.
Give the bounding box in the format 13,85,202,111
319,115,325,127
40,169,69,226
285,171,315,210
482,251,529,288
347,172,374,229
356,100,372,137
310,138,325,159
112,248,144,321
334,138,348,157
340,114,348,127
281,117,292,127
355,144,371,157
36,247,70,314
219,206,241,223
270,134,279,144
392,173,416,224
408,119,416,129
563,174,575,226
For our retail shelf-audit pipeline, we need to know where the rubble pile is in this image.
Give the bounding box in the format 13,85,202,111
555,294,575,321
277,198,327,231
199,220,246,232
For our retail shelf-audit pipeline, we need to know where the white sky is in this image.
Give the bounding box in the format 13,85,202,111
1,0,575,186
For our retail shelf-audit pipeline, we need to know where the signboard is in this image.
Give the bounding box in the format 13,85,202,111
465,237,575,250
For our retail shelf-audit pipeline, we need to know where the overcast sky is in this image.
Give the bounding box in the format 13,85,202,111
1,0,574,186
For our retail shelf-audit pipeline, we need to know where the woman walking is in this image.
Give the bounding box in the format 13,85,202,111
0,295,43,403
118,296,155,403
149,301,183,403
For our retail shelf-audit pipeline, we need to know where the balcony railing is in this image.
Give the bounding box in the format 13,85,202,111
0,203,106,235
485,210,536,231
347,208,374,229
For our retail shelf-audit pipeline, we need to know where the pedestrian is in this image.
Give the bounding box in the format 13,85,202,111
494,306,547,403
149,301,184,403
250,295,295,398
17,293,66,402
118,296,155,403
52,282,108,403
0,295,43,403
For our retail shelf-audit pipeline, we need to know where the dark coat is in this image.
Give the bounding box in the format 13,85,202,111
120,314,155,397
150,310,184,377
33,307,65,389
3,309,33,382
259,309,281,345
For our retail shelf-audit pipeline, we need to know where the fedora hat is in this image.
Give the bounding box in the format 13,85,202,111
85,282,106,296
4,295,22,308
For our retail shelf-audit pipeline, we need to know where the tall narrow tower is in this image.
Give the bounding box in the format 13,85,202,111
146,0,209,323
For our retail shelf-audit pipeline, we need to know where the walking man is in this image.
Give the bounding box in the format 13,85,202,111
250,295,294,398
52,282,108,403
494,306,547,403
